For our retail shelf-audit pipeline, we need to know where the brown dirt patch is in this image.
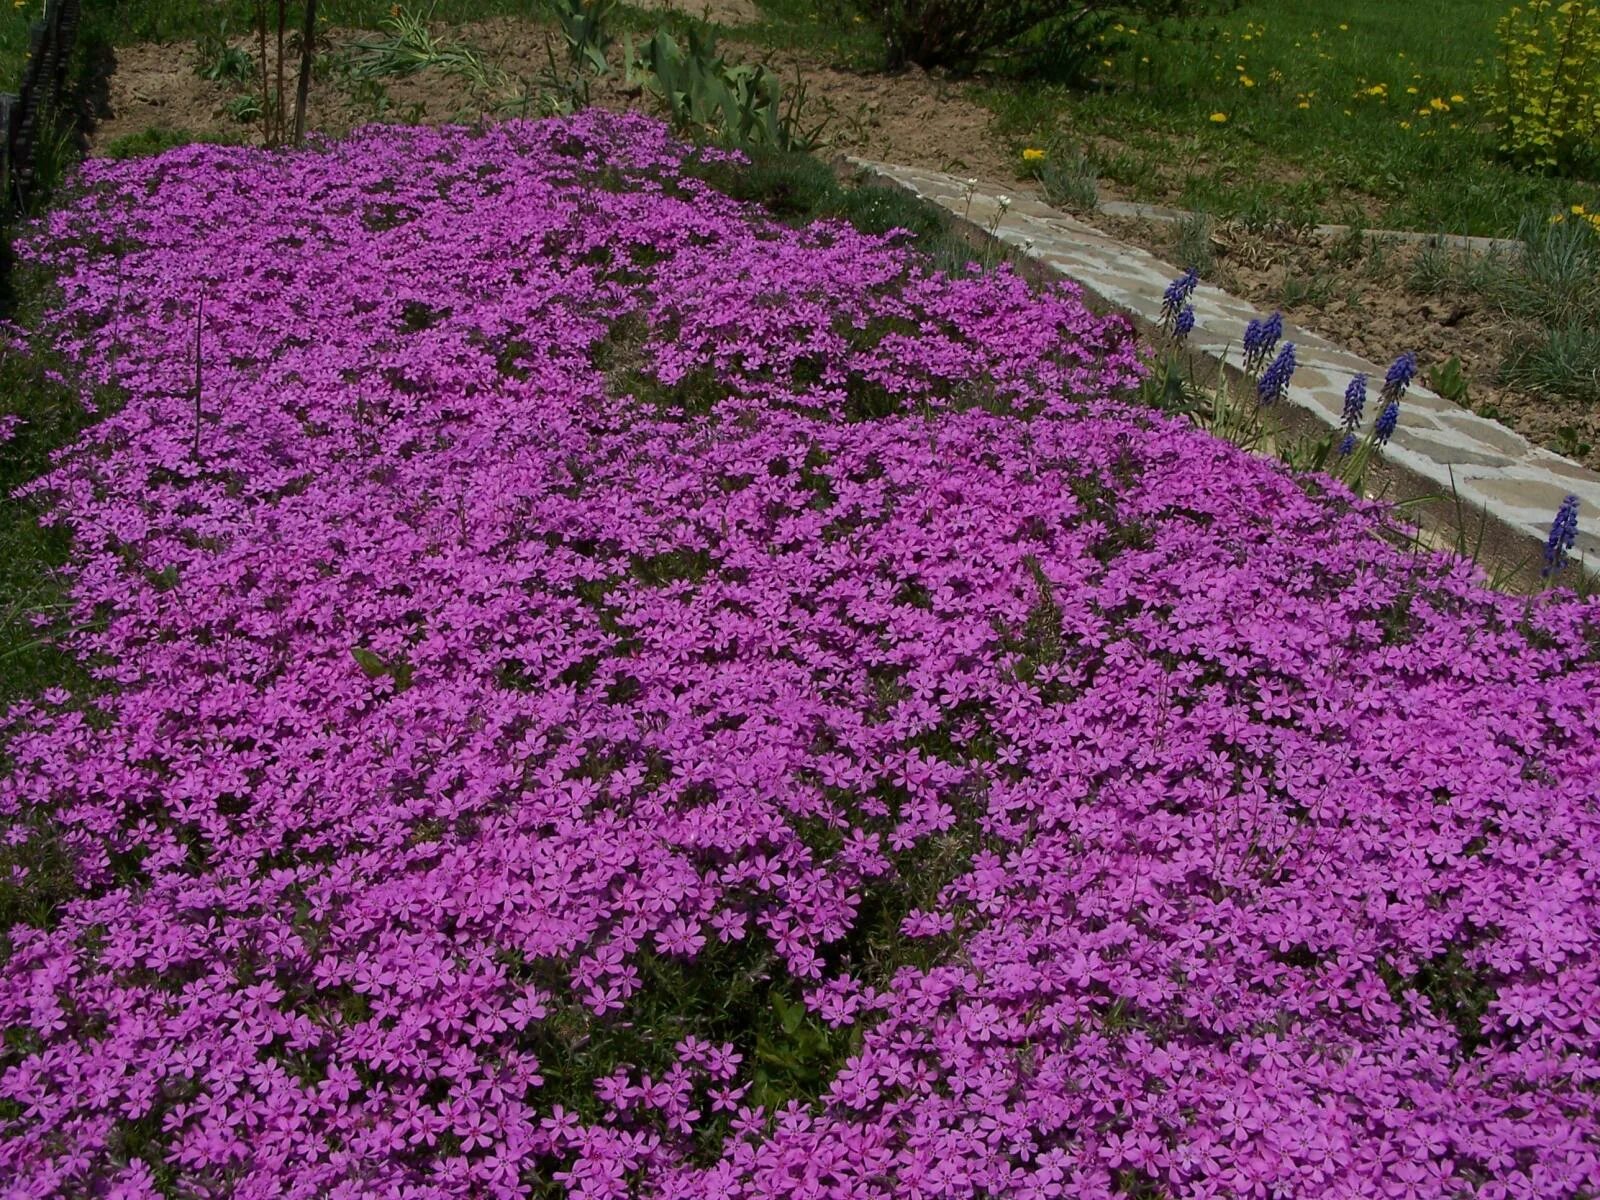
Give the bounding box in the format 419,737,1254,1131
628,0,762,25
90,17,1022,188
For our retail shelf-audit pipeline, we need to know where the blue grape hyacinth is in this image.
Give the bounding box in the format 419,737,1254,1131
1544,494,1580,577
1341,373,1367,434
1244,311,1284,374
1381,351,1417,404
1374,398,1400,446
1161,268,1199,325
1257,342,1296,405
1172,305,1196,343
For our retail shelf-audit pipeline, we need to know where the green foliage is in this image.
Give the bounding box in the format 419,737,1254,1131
1030,143,1099,212
0,269,115,948
102,126,244,159
0,342,94,714
1425,354,1470,402
1503,210,1600,327
225,92,265,122
1409,243,1511,296
630,26,822,151
685,147,979,274
341,4,508,95
1410,214,1599,401
975,0,1600,239
1502,320,1600,399
547,0,617,76
1172,210,1216,276
349,646,415,690
1379,946,1498,1052
1488,0,1600,173
194,16,255,83
854,0,1192,75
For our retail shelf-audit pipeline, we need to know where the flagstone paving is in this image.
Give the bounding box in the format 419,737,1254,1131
849,157,1600,565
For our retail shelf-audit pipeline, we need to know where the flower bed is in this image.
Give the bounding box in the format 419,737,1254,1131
3,112,1600,1199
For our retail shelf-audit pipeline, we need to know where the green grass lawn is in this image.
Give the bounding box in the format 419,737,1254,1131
975,0,1600,236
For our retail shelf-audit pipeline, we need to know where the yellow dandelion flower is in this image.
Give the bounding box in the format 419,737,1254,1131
1023,148,1047,163
1240,76,1255,87
1450,94,1465,103
1339,22,1349,30
1210,111,1229,123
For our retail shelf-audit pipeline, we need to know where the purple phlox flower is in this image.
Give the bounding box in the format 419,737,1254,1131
1543,494,1580,577
1256,342,1296,405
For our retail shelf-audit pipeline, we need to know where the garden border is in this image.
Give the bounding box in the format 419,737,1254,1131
1,0,81,214
846,156,1600,580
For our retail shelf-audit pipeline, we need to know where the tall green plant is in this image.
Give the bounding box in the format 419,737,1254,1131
547,0,618,76
630,27,823,151
1488,0,1600,172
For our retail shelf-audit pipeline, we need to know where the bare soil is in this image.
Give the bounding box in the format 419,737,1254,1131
628,0,762,24
87,15,1595,471
90,18,1022,186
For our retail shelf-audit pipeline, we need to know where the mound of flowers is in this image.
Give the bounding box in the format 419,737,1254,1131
3,112,1600,1199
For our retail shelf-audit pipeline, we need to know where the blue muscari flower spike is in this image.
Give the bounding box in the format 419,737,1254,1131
1161,269,1199,328
1341,373,1367,434
1173,305,1196,343
1381,351,1416,403
1338,432,1357,456
1256,342,1296,405
1374,398,1400,446
1543,494,1580,577
1243,310,1283,373
1243,317,1263,353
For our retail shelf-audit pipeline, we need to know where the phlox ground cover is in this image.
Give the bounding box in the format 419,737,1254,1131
3,112,1600,1200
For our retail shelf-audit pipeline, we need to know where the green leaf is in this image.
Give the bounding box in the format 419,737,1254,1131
351,647,390,679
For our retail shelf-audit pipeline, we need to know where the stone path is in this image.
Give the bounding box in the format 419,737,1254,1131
850,157,1600,565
